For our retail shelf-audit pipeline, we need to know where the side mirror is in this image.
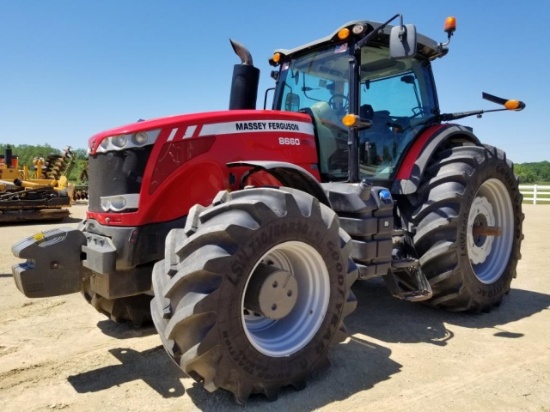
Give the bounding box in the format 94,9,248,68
390,24,417,59
285,93,300,112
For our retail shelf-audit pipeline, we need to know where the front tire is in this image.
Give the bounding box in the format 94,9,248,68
151,187,357,403
402,144,523,311
82,280,152,326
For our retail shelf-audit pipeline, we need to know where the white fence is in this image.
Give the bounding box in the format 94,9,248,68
519,185,550,204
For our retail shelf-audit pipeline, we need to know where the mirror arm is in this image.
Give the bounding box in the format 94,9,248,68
438,108,509,121
355,13,401,51
397,14,405,40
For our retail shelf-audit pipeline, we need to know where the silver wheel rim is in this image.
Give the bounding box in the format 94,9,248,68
241,241,330,357
467,178,514,284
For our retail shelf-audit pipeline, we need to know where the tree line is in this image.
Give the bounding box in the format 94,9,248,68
514,161,550,184
0,143,88,184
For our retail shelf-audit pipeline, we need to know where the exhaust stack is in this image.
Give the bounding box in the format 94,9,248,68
229,39,259,110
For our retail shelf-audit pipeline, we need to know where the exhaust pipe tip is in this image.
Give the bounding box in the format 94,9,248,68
230,39,253,66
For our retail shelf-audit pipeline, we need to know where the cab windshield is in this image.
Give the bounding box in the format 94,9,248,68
275,42,437,180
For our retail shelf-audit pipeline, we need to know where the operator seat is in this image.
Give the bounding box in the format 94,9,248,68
360,103,374,121
359,104,396,165
308,101,340,175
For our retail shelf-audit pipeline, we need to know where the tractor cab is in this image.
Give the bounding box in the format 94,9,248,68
270,17,449,183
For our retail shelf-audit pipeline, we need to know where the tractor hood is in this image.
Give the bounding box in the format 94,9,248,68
87,110,314,156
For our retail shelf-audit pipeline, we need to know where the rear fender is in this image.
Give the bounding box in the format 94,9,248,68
392,124,480,195
227,161,330,207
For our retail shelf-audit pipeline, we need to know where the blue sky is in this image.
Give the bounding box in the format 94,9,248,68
0,0,547,163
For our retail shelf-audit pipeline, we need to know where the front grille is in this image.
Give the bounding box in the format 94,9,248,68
88,147,152,212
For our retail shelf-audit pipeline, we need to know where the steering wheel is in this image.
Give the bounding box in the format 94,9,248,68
328,94,349,113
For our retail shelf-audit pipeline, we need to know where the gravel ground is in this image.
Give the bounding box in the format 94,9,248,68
1,203,549,412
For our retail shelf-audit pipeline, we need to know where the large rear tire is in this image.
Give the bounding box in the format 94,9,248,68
151,187,357,403
401,144,523,311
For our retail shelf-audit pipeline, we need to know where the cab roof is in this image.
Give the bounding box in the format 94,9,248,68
274,20,443,61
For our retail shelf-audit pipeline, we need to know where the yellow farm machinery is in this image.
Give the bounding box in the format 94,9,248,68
0,146,75,223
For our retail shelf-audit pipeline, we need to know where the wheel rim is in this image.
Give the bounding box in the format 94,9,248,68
467,178,514,284
241,241,330,357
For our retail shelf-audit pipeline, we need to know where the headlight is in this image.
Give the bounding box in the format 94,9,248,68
111,135,128,148
100,194,140,212
132,132,148,145
93,129,160,153
352,24,366,35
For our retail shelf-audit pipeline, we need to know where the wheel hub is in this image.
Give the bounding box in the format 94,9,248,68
244,264,299,320
241,241,330,357
468,196,495,265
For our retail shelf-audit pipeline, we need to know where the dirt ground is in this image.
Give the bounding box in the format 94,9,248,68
1,203,549,412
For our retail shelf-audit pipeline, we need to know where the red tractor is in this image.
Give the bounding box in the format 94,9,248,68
12,14,524,403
